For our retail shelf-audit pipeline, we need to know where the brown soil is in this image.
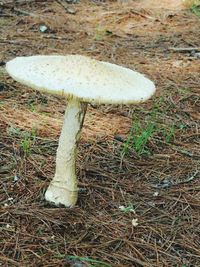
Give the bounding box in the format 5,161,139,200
0,0,200,266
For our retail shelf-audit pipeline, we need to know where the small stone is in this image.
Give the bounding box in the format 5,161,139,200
66,7,76,14
153,191,159,197
119,205,125,210
39,25,48,33
65,0,80,4
132,218,138,227
13,175,19,182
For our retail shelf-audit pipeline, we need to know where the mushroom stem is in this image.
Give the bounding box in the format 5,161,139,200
45,98,87,207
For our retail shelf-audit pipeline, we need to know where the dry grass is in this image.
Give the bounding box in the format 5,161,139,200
0,0,200,266
183,0,200,8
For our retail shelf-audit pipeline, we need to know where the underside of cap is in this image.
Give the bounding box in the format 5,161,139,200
6,55,156,104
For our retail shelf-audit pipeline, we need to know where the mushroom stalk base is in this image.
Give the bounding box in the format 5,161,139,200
45,98,87,207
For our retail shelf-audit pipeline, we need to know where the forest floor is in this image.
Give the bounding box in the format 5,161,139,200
0,0,200,266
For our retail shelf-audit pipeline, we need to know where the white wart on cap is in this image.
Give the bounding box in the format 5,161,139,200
6,55,156,207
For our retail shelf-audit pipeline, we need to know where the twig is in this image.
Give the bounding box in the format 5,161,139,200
152,137,200,159
0,181,14,204
174,148,200,159
56,0,68,9
0,255,21,266
79,182,117,192
176,170,199,185
0,0,47,6
13,8,39,17
151,170,199,189
131,9,157,21
0,38,31,46
41,35,73,41
0,14,14,17
56,0,77,14
169,47,200,52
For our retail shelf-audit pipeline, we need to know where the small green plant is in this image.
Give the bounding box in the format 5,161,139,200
177,87,190,96
66,255,112,267
94,25,112,41
28,103,36,112
30,127,37,142
121,95,188,156
122,118,155,156
190,3,200,17
7,125,21,136
21,134,31,155
119,204,135,213
165,125,175,143
7,126,37,155
21,128,36,155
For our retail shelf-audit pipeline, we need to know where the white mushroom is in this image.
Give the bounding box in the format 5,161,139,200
6,55,156,207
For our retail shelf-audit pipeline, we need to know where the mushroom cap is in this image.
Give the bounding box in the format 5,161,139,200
6,55,155,104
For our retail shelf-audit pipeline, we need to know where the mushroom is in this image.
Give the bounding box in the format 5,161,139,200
6,55,156,207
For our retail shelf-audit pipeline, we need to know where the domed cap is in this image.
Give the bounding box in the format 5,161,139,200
6,55,156,104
